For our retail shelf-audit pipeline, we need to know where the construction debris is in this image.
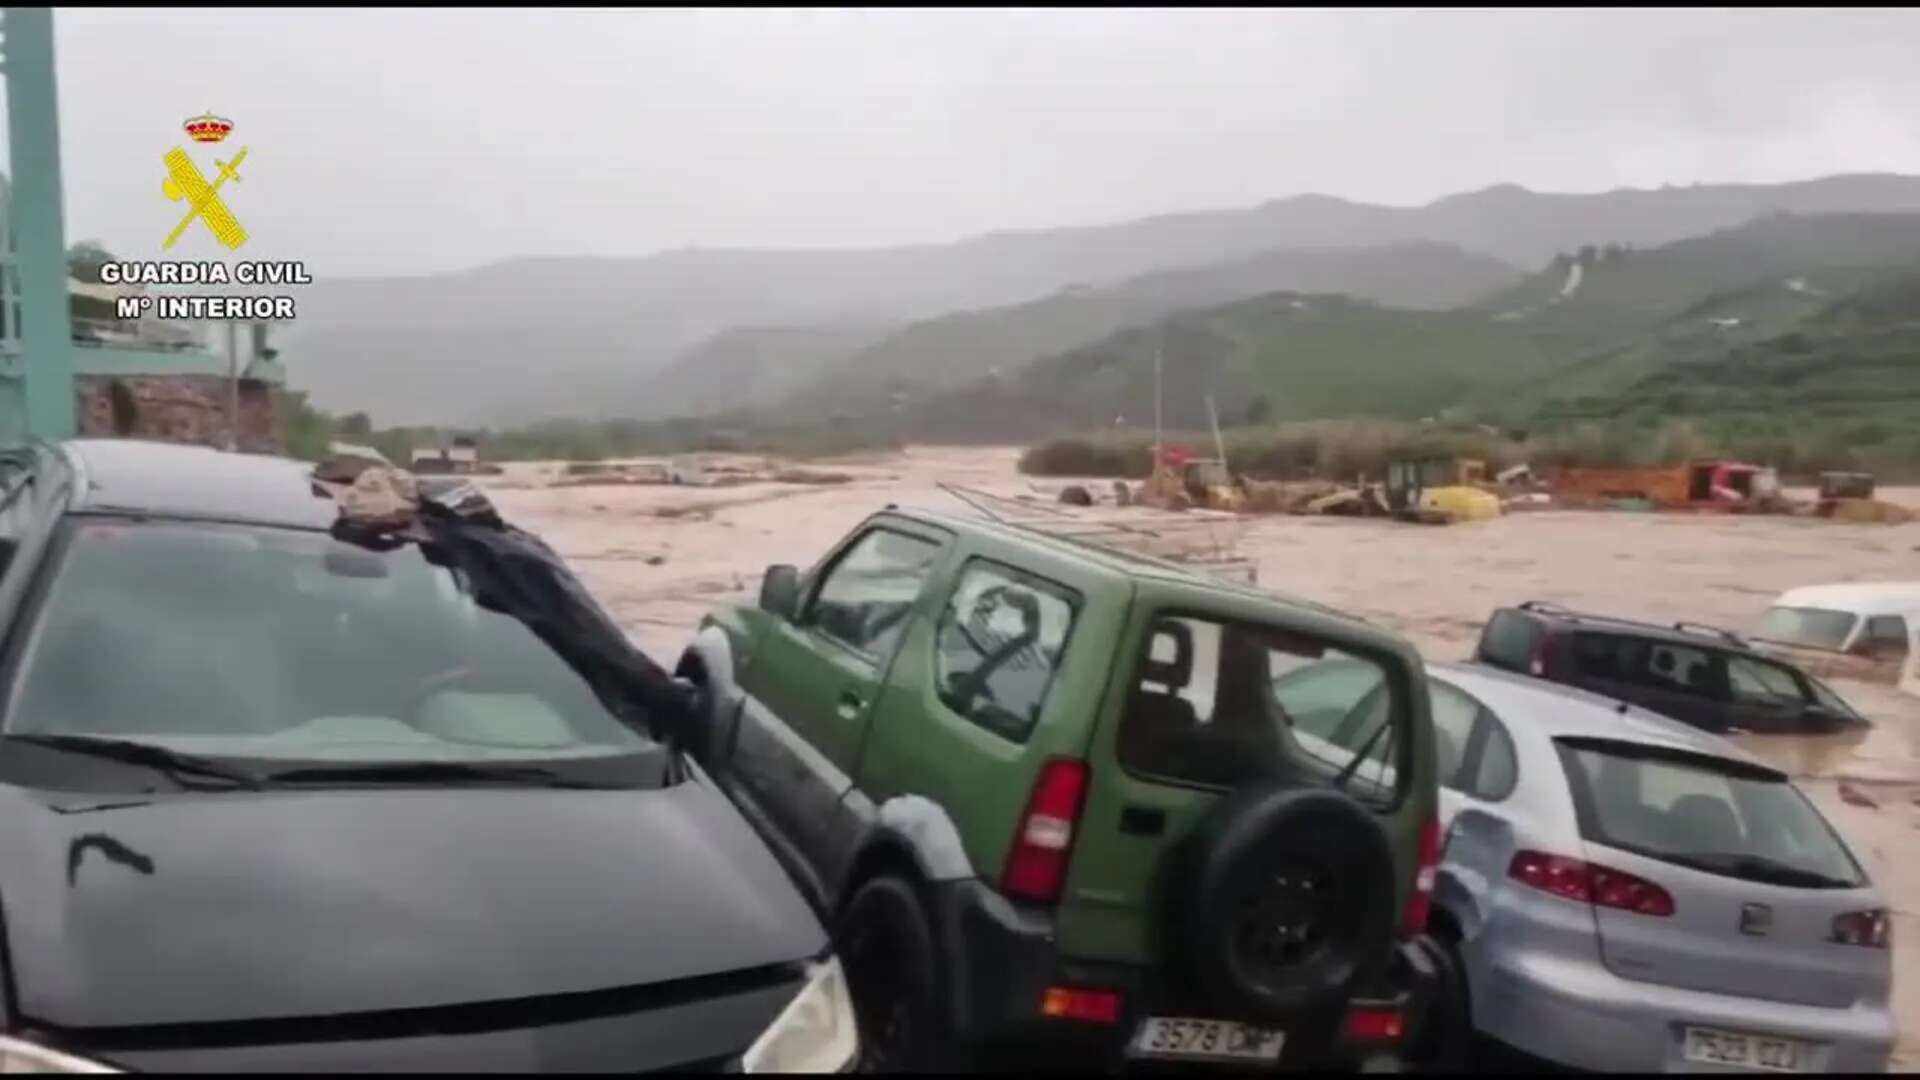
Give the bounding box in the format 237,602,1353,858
1550,460,1784,513
769,468,854,486
1385,458,1504,524
1819,471,1876,501
1817,498,1916,525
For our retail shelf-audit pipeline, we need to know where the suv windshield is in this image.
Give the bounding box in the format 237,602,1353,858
1115,615,1408,809
1756,606,1857,652
3,518,664,784
1555,737,1865,889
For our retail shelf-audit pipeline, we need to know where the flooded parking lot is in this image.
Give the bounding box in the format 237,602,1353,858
485,447,1920,1067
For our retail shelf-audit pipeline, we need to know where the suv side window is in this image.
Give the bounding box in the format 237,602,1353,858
1639,641,1720,699
1574,632,1721,701
1116,615,1408,810
804,528,942,660
1726,654,1807,705
1479,610,1539,674
934,559,1079,742
1863,615,1910,660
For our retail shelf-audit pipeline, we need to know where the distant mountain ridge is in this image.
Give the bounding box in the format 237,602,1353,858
276,172,1920,425
880,210,1920,444
666,241,1521,419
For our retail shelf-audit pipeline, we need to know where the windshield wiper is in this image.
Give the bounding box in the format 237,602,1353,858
1669,850,1856,889
265,761,616,789
4,734,264,791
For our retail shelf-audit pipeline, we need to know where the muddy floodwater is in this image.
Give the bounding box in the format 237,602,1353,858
484,447,1920,1066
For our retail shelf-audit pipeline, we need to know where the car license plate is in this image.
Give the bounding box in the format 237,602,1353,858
1682,1025,1810,1072
1128,1016,1285,1063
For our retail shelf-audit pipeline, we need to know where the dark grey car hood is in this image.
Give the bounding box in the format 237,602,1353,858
0,775,825,1029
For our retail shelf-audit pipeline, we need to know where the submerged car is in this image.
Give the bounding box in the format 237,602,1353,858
1473,601,1868,735
0,439,853,1072
1421,661,1894,1073
1752,582,1920,699
676,506,1452,1072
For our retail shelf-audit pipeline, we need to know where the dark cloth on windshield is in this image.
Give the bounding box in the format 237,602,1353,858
321,470,697,740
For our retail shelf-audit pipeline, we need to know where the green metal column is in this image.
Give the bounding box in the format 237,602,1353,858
2,7,74,439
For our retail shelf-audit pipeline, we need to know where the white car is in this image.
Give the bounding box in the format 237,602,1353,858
1421,661,1895,1073
1754,582,1920,700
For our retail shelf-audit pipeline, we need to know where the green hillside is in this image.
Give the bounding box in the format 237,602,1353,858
780,243,1521,416
897,213,1920,461
1475,213,1920,348
643,323,893,417
1531,267,1920,439
890,293,1561,443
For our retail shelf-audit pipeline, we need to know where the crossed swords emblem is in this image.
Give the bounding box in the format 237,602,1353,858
160,145,250,251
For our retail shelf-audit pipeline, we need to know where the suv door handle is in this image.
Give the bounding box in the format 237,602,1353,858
836,691,864,719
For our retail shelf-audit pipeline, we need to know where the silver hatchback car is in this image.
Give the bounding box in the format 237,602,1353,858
1421,661,1895,1073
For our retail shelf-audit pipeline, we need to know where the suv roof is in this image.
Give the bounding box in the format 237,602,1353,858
886,503,1363,625
1505,599,1754,652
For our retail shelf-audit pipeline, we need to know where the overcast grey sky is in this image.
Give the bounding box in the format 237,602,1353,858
23,7,1920,277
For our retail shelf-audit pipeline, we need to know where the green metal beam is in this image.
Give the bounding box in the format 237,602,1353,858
3,7,75,439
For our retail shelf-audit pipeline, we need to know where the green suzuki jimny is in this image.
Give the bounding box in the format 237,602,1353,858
675,507,1454,1071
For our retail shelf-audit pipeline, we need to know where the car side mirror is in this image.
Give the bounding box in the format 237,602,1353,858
759,564,801,621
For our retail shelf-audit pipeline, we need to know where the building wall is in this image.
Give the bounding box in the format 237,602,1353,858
75,374,283,453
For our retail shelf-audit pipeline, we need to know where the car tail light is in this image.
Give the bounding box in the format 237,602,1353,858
1002,757,1089,904
1039,985,1123,1024
1344,1004,1406,1043
1507,850,1674,917
1401,814,1441,937
1831,909,1890,949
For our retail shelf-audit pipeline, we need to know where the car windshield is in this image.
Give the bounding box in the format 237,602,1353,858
1556,737,1865,889
1755,606,1857,652
2,518,666,785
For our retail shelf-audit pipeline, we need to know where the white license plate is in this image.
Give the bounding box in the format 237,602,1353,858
1128,1016,1285,1063
1682,1025,1811,1072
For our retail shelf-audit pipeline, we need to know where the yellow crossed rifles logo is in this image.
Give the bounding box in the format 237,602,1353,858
160,112,248,251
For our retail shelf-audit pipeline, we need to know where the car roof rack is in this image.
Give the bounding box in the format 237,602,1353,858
1516,601,1751,649
1516,600,1573,615
1672,620,1750,648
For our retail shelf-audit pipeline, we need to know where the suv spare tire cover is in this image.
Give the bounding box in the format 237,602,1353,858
1173,784,1398,1018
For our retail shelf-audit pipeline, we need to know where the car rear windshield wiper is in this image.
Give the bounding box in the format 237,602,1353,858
1670,850,1858,890
265,761,617,789
4,734,264,791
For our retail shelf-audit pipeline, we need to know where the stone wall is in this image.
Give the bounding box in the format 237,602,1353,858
75,375,283,453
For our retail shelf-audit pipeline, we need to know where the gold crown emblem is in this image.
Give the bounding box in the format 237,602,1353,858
183,111,233,143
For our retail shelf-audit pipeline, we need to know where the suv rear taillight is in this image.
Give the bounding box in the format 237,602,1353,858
1003,757,1089,905
1401,815,1441,937
1507,850,1675,917
1831,909,1890,949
